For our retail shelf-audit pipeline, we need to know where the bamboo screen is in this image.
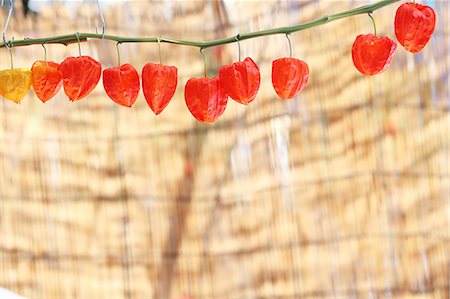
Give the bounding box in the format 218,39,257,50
0,1,449,299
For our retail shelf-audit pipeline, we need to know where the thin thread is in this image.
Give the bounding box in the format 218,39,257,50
96,0,105,38
1,0,12,44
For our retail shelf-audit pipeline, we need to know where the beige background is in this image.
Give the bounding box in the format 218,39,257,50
0,1,449,298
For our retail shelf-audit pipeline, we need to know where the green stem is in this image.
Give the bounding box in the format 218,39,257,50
75,33,81,56
235,34,241,62
157,37,162,65
286,33,292,58
42,43,47,61
368,13,377,36
0,0,399,49
116,42,121,66
8,45,13,69
200,48,207,77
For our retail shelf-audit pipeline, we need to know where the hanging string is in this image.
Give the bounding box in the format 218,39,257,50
157,36,162,65
235,34,241,62
1,0,12,45
200,47,207,77
95,0,106,39
368,13,377,36
286,33,292,58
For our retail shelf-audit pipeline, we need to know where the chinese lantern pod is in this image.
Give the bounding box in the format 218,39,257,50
272,57,309,100
352,34,397,76
395,3,436,53
31,60,63,103
0,69,32,103
219,57,260,105
103,64,140,107
58,56,102,101
185,76,228,123
142,63,178,115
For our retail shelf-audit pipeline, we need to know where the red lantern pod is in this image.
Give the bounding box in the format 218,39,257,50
142,63,178,115
185,76,228,123
31,60,63,103
103,64,140,107
272,57,309,100
395,3,436,53
219,57,260,105
352,34,397,76
58,56,102,101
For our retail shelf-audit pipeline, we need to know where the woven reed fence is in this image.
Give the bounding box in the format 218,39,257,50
0,1,449,298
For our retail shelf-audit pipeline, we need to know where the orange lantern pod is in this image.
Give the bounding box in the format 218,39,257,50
272,57,309,100
58,56,102,101
185,76,228,123
103,63,140,107
219,57,260,105
31,60,63,103
142,63,178,115
352,34,397,76
395,3,436,53
0,69,32,103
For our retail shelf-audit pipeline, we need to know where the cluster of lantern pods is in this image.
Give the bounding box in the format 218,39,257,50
0,3,436,123
352,3,435,75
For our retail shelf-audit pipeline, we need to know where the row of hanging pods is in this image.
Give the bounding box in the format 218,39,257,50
0,0,303,124
1,32,310,123
0,1,436,123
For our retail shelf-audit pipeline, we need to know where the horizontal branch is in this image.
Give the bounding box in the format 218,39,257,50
0,0,400,49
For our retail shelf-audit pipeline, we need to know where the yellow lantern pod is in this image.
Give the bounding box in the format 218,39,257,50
0,68,32,103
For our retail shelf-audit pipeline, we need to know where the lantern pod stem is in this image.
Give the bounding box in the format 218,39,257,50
116,42,121,66
200,47,207,77
6,40,13,69
368,12,377,36
157,36,162,65
42,43,47,62
9,47,12,68
75,32,82,56
235,33,241,62
286,33,292,58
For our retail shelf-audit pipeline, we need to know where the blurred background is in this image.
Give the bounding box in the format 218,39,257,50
0,0,449,298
